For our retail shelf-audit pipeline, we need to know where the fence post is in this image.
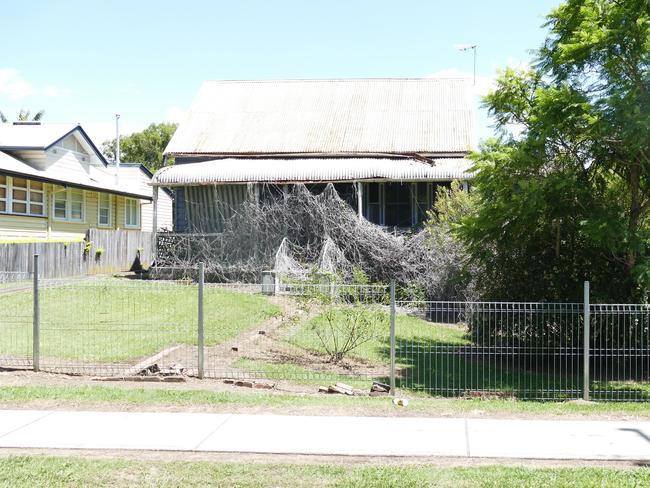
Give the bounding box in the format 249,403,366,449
389,280,396,395
583,280,590,401
32,254,40,372
198,262,205,379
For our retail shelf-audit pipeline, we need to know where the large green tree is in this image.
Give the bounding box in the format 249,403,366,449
102,122,177,172
459,0,649,302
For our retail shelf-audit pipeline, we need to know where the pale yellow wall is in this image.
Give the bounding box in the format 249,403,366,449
0,214,48,240
0,177,144,242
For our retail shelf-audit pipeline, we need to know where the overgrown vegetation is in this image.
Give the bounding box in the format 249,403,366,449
459,0,650,303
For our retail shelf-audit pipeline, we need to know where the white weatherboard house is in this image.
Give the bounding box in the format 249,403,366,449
153,78,473,232
0,122,173,241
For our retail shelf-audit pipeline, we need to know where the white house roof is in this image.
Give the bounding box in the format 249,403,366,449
165,78,474,156
152,157,473,187
0,151,151,200
0,123,86,150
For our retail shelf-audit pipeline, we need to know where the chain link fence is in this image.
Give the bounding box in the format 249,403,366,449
1,256,649,401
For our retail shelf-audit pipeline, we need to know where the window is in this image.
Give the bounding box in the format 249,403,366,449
363,183,385,225
98,193,112,227
0,175,45,217
52,188,85,222
384,183,412,227
0,176,6,213
124,198,139,228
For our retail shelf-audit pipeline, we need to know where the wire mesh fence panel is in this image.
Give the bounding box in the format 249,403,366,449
33,278,199,376
590,304,650,401
0,271,32,292
202,283,391,390
0,280,33,369
394,301,585,400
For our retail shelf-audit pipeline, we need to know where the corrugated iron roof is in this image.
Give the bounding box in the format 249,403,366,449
151,157,473,187
164,79,474,156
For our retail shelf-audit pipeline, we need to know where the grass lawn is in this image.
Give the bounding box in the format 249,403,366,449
0,456,648,487
4,385,650,417
280,306,650,400
0,280,280,362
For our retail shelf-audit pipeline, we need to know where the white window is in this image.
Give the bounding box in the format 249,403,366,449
124,198,140,228
52,188,85,222
0,175,45,217
97,193,112,227
0,175,6,213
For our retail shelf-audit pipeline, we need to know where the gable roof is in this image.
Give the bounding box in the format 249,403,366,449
0,123,108,165
0,151,152,200
164,78,474,157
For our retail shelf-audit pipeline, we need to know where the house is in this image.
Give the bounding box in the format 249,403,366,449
153,78,474,233
0,122,173,241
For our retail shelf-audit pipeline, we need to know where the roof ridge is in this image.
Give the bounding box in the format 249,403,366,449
201,78,469,84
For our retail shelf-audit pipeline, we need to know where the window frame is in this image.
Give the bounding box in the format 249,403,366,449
52,187,86,223
124,197,140,228
97,192,113,227
0,175,7,214
0,175,46,218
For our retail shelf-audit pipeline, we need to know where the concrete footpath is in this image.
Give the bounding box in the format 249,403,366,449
0,410,649,461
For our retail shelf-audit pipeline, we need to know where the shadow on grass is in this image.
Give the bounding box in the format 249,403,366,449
375,335,650,401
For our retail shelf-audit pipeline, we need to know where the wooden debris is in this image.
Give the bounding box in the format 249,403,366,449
92,375,186,383
223,379,235,384
318,386,329,393
370,382,389,394
234,380,254,388
231,346,239,352
123,345,182,377
327,383,355,395
253,380,275,389
258,330,266,335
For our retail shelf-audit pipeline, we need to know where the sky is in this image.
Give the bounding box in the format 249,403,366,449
0,0,561,146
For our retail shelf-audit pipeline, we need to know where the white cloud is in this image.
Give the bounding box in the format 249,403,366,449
164,105,187,124
0,68,70,100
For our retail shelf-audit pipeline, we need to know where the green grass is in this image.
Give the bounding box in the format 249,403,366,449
4,385,650,417
281,307,650,400
287,309,468,364
0,456,648,487
233,358,374,389
0,281,280,362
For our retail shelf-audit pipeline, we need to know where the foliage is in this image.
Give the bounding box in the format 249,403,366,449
422,181,477,300
459,0,650,302
0,109,45,122
102,122,177,172
310,305,384,363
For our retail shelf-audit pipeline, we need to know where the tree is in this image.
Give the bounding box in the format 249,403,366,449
459,0,650,302
0,109,45,122
102,122,177,172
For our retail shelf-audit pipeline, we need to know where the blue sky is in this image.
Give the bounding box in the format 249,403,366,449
1,0,560,144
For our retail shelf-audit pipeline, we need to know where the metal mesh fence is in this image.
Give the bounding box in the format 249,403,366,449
1,265,648,401
202,283,390,389
394,301,585,400
590,304,650,401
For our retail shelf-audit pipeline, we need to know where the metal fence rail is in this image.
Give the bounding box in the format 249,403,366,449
1,259,649,401
394,300,585,400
